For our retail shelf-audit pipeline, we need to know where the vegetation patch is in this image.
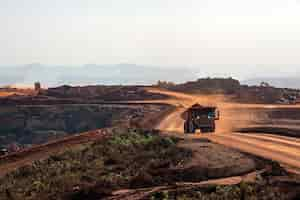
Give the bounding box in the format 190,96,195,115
146,162,299,200
0,129,191,200
149,181,292,200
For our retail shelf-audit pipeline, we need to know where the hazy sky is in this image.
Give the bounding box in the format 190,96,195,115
1,0,300,78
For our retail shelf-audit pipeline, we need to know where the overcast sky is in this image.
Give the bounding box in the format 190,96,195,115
1,0,300,79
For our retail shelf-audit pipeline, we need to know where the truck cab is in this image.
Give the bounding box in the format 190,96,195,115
184,103,219,133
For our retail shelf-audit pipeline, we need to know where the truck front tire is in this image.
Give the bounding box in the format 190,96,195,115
189,122,195,133
184,122,188,133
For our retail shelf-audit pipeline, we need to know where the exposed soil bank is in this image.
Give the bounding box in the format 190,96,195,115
229,107,300,138
268,108,300,119
0,104,169,147
237,126,300,138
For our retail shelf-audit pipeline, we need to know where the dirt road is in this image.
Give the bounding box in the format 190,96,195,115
146,88,300,173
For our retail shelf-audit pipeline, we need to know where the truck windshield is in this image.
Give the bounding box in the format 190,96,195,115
191,109,215,118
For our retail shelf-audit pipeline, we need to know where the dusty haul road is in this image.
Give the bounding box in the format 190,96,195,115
146,88,300,173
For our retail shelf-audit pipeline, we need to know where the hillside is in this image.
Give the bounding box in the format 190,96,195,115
157,78,300,104
157,78,240,94
0,104,169,148
0,129,192,200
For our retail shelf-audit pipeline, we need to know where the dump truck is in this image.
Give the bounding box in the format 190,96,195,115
183,103,219,133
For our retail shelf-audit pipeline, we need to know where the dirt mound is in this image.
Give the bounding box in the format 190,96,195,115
177,138,256,180
42,85,168,101
157,78,240,95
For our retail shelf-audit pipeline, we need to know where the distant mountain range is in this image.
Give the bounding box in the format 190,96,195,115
0,64,198,87
243,77,300,89
1,64,300,89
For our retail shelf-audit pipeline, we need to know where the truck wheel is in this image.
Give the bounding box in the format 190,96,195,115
189,122,195,133
184,122,189,134
210,123,216,133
